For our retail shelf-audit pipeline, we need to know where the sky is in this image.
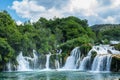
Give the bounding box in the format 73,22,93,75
0,0,120,25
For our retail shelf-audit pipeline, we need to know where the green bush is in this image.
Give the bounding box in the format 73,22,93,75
114,43,120,51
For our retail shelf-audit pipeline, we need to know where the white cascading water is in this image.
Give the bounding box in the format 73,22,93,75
55,60,60,69
6,61,12,72
16,50,38,71
55,49,62,69
91,54,112,71
106,54,112,71
16,52,30,71
79,45,119,71
63,47,81,69
90,45,113,71
45,52,51,69
90,45,115,71
79,48,95,71
63,56,76,69
33,50,38,69
79,56,91,70
6,45,120,71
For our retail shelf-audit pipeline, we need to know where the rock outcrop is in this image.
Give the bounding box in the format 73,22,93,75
111,54,120,72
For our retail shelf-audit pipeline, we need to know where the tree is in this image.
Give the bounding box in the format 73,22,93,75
0,38,14,71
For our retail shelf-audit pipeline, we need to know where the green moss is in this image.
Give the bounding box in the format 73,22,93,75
114,43,120,51
91,51,97,58
80,43,92,57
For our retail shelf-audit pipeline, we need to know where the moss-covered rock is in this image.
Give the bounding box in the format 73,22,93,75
111,54,120,72
80,43,92,58
91,51,97,60
114,43,120,51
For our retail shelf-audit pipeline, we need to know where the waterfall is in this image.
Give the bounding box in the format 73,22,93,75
7,45,119,71
57,49,62,54
16,50,38,71
63,47,81,69
106,55,112,71
92,54,112,71
6,61,12,72
55,49,62,69
45,53,51,69
79,56,91,70
79,45,114,71
63,56,76,69
33,50,38,69
90,45,113,71
78,47,96,71
16,52,30,71
55,60,60,69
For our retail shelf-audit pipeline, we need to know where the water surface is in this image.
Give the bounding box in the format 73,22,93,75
0,70,120,80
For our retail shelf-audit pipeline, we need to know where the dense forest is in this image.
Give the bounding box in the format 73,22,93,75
0,11,120,71
91,24,120,41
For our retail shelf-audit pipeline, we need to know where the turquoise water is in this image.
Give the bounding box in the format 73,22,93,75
0,70,120,80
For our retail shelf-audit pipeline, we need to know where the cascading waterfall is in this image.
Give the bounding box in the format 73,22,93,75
6,61,12,72
79,48,94,71
91,54,112,71
16,52,31,71
79,45,119,71
106,54,112,71
16,50,38,71
55,60,60,69
63,56,76,69
45,52,51,69
90,45,114,71
63,47,81,69
55,49,62,69
6,45,120,72
33,50,38,69
79,56,91,70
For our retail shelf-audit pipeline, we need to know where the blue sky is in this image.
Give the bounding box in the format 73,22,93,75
0,0,28,23
0,0,120,25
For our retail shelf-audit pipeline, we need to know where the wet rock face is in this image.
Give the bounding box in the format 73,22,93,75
111,54,120,72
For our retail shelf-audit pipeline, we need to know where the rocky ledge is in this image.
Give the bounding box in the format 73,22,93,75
111,54,120,72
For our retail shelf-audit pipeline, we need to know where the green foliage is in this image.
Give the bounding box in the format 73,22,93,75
0,38,14,70
32,16,95,55
91,24,120,42
102,28,120,40
80,43,92,56
0,11,22,53
40,16,95,43
0,11,15,27
114,43,120,51
0,11,96,71
59,35,92,54
102,39,109,44
0,11,120,71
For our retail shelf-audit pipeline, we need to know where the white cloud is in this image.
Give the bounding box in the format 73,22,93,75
16,20,23,25
111,0,120,8
104,16,116,23
11,0,64,22
11,0,120,25
11,0,46,20
66,0,98,12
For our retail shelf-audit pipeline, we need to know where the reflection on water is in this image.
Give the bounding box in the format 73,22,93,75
0,71,120,80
